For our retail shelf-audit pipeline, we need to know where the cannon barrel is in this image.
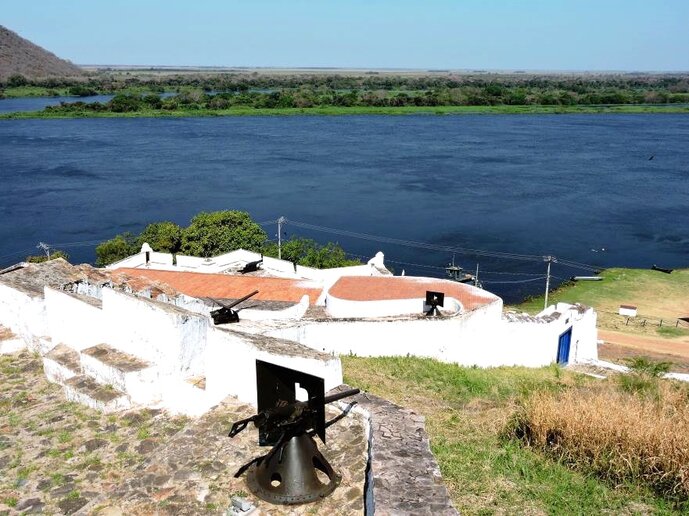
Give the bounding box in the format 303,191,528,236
225,289,259,309
324,388,360,404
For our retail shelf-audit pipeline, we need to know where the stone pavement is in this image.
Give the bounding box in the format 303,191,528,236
83,399,367,515
0,351,366,515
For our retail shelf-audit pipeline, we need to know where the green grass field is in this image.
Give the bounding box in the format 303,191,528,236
2,103,689,119
342,355,681,514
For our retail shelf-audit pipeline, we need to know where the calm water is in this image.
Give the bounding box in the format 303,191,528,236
0,95,115,113
1,114,688,302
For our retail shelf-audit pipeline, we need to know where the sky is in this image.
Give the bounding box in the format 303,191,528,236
3,0,688,71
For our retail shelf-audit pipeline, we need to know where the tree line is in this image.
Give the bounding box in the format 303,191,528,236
3,72,689,106
93,210,360,269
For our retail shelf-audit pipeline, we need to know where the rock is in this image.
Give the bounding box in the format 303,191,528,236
58,497,88,515
82,438,108,452
15,498,43,512
50,483,76,497
115,443,129,453
136,439,157,455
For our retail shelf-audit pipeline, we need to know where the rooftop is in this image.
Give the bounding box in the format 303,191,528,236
328,276,499,310
117,268,323,305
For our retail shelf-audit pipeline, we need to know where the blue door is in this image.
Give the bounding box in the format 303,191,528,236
557,328,572,365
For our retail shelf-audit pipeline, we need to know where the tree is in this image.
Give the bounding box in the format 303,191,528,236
263,237,360,268
26,250,69,263
137,221,182,254
181,210,267,257
95,233,138,266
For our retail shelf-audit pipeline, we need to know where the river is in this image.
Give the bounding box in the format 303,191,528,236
1,114,688,302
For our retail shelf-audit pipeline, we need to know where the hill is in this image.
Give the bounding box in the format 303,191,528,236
0,25,83,81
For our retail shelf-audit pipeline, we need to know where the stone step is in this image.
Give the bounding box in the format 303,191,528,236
0,326,25,354
80,344,160,404
64,375,131,412
43,343,81,383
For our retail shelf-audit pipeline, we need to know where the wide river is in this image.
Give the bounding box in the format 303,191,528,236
1,114,688,302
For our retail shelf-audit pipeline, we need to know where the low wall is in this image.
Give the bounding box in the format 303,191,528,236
0,282,47,351
268,302,597,368
205,326,343,406
326,294,461,319
102,289,207,378
44,287,105,351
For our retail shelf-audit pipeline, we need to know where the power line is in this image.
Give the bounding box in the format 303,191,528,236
482,276,547,285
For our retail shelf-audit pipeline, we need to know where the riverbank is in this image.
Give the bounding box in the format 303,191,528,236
3,103,689,119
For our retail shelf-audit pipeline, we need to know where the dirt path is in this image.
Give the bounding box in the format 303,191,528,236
598,330,689,372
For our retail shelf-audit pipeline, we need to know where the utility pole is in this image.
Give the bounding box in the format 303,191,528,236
543,255,557,310
277,216,286,260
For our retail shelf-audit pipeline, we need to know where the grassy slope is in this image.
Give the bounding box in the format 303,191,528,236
517,268,689,318
342,355,676,514
2,104,689,119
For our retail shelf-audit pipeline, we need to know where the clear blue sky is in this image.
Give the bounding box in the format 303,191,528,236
3,0,688,71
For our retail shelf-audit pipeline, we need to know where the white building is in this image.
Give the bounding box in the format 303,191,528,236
0,248,597,416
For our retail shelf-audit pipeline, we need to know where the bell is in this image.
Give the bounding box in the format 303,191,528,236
246,433,340,505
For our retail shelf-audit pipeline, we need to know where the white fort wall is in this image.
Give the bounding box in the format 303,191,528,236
102,288,208,379
44,287,106,351
204,326,343,406
267,302,597,367
0,282,48,352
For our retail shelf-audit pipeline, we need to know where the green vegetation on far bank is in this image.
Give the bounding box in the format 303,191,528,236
3,103,689,120
343,355,685,513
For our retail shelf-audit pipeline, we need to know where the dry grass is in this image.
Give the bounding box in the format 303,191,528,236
512,379,689,505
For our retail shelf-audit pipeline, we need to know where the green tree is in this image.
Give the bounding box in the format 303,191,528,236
263,237,360,268
26,250,70,263
95,233,138,266
181,210,267,257
137,221,182,254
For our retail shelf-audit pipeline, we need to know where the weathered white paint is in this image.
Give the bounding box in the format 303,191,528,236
63,381,132,413
102,288,208,379
80,351,161,405
265,301,597,368
108,248,391,282
204,326,342,407
43,355,79,384
0,282,48,351
44,287,105,351
326,293,461,319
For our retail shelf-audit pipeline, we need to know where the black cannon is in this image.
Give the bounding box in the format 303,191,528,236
208,290,259,325
229,360,360,505
240,257,263,274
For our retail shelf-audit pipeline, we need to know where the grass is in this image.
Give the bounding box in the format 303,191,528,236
342,355,680,514
516,268,689,337
2,103,689,120
512,380,689,506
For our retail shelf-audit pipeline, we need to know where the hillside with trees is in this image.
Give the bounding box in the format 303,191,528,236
0,25,83,81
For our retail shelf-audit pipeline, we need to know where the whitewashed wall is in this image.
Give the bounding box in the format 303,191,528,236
325,294,462,319
204,326,343,406
102,288,207,378
0,282,47,351
266,301,597,368
44,287,105,351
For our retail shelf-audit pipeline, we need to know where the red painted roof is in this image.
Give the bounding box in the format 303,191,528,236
328,276,498,310
116,268,322,304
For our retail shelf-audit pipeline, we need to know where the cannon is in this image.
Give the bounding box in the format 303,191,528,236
229,360,360,505
240,257,263,274
208,290,259,325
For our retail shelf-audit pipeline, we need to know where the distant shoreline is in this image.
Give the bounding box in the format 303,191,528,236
3,104,689,120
